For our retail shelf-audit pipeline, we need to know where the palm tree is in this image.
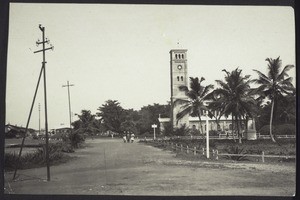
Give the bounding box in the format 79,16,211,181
73,110,99,139
175,77,214,140
213,68,257,143
253,57,294,142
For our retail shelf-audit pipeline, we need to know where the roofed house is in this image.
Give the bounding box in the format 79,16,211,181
5,124,36,138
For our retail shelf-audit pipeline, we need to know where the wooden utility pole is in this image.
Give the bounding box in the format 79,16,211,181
39,103,41,136
13,24,53,181
34,24,54,181
62,81,74,129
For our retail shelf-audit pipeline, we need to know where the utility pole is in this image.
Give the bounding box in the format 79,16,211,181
39,103,41,136
34,24,54,181
12,25,53,181
62,81,74,129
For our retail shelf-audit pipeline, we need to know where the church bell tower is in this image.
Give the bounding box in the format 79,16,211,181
170,49,189,128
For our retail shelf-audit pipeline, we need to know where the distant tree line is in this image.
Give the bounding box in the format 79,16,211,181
71,100,171,138
71,57,295,144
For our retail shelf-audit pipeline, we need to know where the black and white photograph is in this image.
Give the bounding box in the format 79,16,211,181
3,1,296,197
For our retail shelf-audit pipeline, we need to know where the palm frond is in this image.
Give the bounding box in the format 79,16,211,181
176,106,192,124
253,69,271,83
200,84,214,98
277,65,294,80
174,98,190,106
178,85,189,92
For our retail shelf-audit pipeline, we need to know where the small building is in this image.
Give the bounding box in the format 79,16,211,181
5,124,35,138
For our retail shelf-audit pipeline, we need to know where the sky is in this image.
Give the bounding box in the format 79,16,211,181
6,3,295,130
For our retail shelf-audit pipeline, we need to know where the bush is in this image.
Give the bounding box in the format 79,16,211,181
4,142,72,171
140,132,154,138
162,122,173,136
209,130,225,136
259,124,296,135
173,125,190,136
69,131,85,148
224,145,248,161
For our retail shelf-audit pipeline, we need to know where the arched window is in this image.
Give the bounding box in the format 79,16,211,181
229,124,232,130
181,76,183,81
177,76,179,81
175,54,178,59
178,54,181,59
182,54,184,59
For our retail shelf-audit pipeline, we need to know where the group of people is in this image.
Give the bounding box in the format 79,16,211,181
123,133,135,143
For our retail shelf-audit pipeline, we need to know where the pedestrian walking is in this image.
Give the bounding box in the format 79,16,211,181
126,133,130,143
130,133,135,143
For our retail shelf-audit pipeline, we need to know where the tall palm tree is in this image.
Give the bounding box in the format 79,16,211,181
213,68,257,143
175,77,214,140
253,57,294,142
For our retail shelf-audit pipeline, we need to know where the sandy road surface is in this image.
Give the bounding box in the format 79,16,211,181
4,138,295,196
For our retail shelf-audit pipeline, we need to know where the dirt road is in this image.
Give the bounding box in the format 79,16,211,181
4,138,295,196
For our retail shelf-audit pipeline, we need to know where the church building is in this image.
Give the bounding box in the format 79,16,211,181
158,49,257,139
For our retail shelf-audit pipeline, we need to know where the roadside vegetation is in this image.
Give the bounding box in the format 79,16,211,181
4,142,74,171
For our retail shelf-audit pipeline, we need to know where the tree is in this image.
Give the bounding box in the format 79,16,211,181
72,110,99,139
207,91,226,132
97,100,124,133
175,77,214,140
253,57,295,142
213,68,257,143
277,93,296,124
136,103,170,135
120,120,137,135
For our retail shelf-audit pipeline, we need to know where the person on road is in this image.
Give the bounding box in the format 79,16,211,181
126,133,130,143
123,134,127,143
130,133,135,143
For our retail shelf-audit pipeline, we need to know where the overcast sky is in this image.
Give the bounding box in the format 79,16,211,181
6,3,295,130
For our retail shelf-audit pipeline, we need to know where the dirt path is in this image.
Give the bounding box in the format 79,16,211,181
4,138,295,196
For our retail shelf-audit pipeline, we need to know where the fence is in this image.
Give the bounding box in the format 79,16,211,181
142,134,295,141
141,139,296,163
257,135,295,139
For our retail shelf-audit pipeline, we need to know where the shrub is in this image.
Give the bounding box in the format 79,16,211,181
173,125,190,136
224,145,248,161
4,142,72,171
140,132,154,138
209,130,224,136
68,131,85,148
259,124,296,135
162,122,173,136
